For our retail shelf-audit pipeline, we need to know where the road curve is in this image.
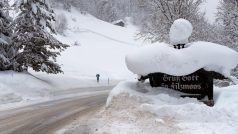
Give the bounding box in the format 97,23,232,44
0,86,113,134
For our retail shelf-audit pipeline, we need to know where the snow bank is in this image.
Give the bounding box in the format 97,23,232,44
0,70,116,109
126,41,238,77
99,81,238,134
0,38,8,44
0,71,51,105
169,19,193,45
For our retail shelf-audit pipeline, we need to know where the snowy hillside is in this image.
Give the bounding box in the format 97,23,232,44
0,8,144,108
54,8,143,80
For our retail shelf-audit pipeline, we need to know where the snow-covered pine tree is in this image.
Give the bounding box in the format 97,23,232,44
217,0,238,51
12,0,68,74
0,0,11,45
0,0,14,71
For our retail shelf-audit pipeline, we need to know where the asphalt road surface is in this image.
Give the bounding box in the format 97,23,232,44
0,86,113,134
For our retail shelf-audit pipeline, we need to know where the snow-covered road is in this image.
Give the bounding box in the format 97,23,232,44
0,86,113,134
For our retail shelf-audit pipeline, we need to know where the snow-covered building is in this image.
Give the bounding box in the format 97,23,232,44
112,19,125,27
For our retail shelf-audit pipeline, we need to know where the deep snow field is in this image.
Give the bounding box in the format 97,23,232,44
0,8,145,109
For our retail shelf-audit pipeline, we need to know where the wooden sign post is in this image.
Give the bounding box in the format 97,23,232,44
147,69,214,106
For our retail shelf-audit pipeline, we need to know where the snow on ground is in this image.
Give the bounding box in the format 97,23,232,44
0,8,143,108
0,71,50,105
62,81,237,134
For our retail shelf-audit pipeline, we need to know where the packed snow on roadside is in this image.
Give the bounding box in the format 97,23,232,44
0,71,49,103
0,71,51,109
72,81,237,134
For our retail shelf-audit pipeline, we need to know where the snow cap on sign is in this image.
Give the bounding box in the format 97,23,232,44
125,41,238,77
169,19,193,45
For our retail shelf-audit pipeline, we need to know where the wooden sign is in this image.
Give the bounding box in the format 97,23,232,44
148,69,214,106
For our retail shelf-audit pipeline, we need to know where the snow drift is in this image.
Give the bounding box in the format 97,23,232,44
94,81,238,134
0,8,143,108
125,41,238,77
73,81,238,134
0,71,51,106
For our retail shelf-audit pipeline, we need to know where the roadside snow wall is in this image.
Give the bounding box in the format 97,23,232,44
0,71,51,105
103,81,238,134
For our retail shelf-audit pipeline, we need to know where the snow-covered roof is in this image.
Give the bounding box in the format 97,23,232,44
125,41,238,77
169,19,193,45
112,19,125,24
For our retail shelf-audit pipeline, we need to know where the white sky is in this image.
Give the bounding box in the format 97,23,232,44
200,0,220,23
